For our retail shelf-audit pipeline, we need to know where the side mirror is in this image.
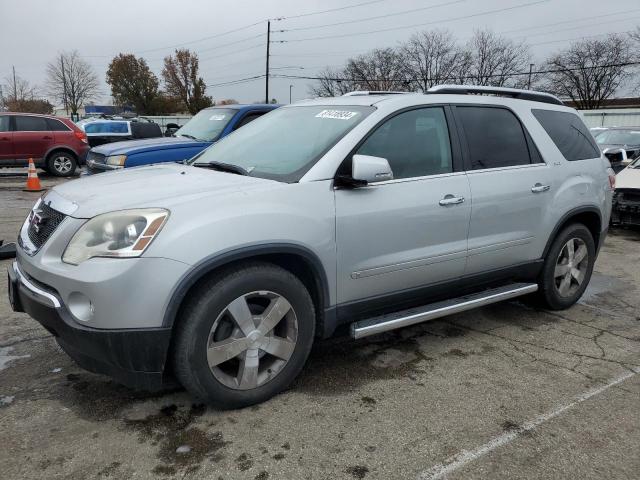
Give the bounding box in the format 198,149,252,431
603,147,627,160
351,154,393,184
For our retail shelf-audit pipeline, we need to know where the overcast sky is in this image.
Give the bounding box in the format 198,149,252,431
2,0,639,107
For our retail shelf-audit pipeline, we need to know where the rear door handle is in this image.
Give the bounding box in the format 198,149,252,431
439,194,465,206
531,183,550,193
0,137,10,141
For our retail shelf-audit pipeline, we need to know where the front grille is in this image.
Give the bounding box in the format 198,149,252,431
617,189,640,203
27,202,66,249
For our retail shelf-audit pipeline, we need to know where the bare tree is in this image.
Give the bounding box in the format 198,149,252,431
162,49,212,114
544,34,634,109
344,48,409,91
463,30,532,87
46,51,99,115
1,71,36,106
400,30,466,91
308,67,355,97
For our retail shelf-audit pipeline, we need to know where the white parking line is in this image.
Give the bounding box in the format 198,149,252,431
418,370,638,480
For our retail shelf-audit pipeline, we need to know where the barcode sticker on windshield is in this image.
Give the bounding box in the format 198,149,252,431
315,110,359,120
209,114,227,121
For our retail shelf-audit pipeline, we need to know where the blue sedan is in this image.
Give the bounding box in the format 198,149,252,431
84,104,279,174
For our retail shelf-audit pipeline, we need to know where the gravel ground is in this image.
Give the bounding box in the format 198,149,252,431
1,172,639,480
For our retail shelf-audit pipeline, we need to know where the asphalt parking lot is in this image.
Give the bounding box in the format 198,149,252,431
1,172,639,480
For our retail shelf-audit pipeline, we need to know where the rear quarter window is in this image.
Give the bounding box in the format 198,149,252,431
47,118,71,131
532,109,599,161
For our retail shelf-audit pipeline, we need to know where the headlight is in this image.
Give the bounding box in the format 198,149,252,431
105,155,127,167
62,209,169,265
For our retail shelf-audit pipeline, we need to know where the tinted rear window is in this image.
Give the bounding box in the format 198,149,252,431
532,109,599,161
15,115,49,132
0,116,9,132
47,118,71,131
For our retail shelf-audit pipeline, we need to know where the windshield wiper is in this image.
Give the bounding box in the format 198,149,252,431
178,134,198,140
194,161,250,176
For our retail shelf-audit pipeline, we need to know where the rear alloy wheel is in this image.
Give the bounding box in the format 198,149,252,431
172,262,315,408
47,152,77,177
553,238,589,298
538,223,595,310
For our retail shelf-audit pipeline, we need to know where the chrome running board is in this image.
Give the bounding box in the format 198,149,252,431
350,283,538,339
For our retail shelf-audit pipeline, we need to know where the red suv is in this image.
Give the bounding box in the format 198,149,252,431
0,112,89,176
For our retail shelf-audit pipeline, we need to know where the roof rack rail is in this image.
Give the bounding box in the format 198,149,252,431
342,91,412,96
427,85,563,106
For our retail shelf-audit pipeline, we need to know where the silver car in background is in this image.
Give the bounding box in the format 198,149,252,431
8,86,613,408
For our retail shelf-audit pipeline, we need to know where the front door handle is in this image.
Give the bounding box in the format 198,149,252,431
0,137,10,141
531,183,550,193
439,194,465,206
43,136,52,140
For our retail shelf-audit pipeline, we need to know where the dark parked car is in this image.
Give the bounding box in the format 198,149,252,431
594,127,640,173
81,119,163,147
84,104,279,174
0,112,89,176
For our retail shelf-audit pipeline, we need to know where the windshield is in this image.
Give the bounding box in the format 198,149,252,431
191,105,374,182
595,129,640,146
175,108,236,142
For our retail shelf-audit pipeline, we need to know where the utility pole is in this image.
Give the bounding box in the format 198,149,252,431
265,20,271,104
12,65,17,100
60,55,69,116
527,63,534,90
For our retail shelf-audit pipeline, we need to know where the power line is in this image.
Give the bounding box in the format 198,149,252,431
207,75,265,88
499,7,640,35
199,44,264,63
273,0,391,21
191,33,266,55
271,61,640,83
278,0,467,32
135,20,267,54
512,15,640,41
274,0,550,42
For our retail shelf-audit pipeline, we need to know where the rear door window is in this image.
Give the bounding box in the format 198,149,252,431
532,109,599,161
0,116,9,132
15,115,49,132
457,106,531,170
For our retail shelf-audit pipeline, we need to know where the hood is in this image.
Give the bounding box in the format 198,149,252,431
48,163,278,218
599,143,640,152
615,166,640,190
92,136,211,156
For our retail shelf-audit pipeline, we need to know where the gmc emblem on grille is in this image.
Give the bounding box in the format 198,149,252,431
29,208,49,233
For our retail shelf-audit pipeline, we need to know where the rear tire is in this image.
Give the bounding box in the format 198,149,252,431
538,223,595,310
172,262,315,409
47,151,77,177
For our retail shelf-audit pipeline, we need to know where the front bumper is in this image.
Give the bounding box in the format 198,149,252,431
612,190,640,227
8,261,173,391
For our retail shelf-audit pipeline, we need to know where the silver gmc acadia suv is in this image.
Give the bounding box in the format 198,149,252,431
8,86,614,408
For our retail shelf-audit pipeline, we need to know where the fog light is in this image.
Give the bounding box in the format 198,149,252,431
67,292,94,322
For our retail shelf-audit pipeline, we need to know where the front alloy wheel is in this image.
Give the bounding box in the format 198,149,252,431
207,291,298,390
172,262,315,409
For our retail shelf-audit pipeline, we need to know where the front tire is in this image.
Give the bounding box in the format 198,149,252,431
172,262,315,409
47,151,77,177
538,223,595,310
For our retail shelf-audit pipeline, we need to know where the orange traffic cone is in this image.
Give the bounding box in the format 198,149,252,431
23,158,45,192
